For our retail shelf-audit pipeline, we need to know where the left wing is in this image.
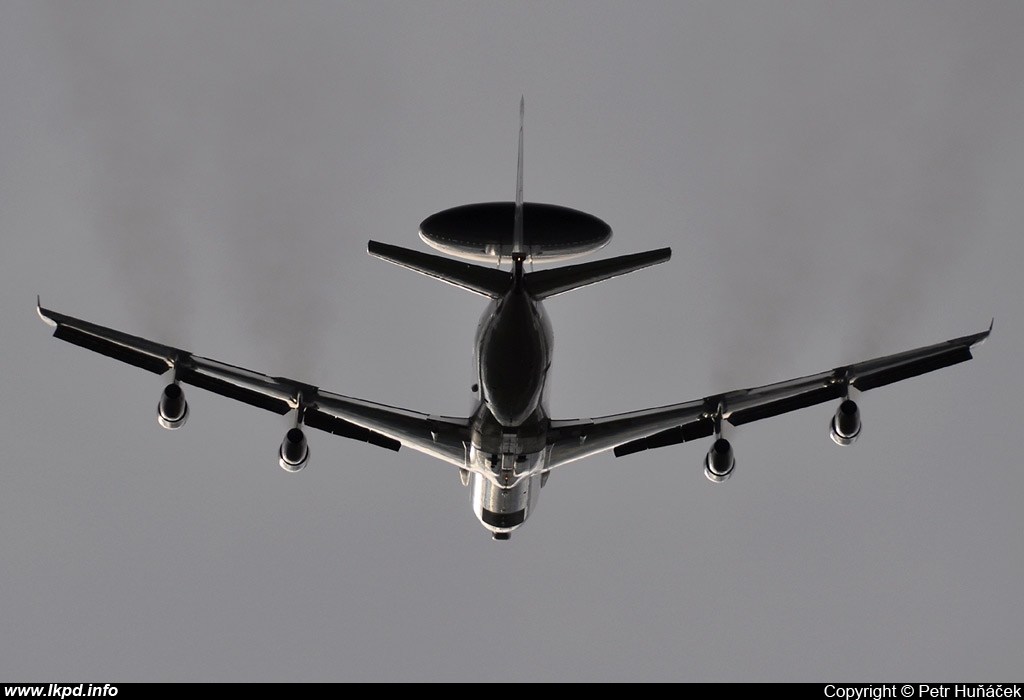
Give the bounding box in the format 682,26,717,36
546,323,992,469
37,300,470,466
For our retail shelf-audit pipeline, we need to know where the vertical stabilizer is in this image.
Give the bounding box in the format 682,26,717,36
513,97,525,259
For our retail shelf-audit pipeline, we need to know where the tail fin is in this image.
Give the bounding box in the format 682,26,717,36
368,240,509,298
524,247,671,299
372,101,669,300
513,97,525,258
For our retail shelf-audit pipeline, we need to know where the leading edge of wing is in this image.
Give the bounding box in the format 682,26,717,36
547,322,991,466
37,299,470,465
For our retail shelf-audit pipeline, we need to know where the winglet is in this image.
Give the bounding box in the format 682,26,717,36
948,319,992,351
977,318,994,347
37,296,56,327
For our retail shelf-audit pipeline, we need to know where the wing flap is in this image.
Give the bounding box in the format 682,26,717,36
850,344,974,392
41,302,175,375
304,409,401,451
53,323,174,374
613,419,715,457
727,383,845,426
314,390,469,466
547,399,708,468
177,363,293,415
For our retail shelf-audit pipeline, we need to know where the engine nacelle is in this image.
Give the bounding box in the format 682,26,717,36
830,399,861,446
279,427,309,472
704,438,735,483
157,383,189,430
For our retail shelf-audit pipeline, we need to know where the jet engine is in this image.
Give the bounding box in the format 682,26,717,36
704,438,735,483
279,427,309,472
830,399,861,446
157,383,189,430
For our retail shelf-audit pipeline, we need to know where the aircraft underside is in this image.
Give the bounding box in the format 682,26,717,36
36,101,990,540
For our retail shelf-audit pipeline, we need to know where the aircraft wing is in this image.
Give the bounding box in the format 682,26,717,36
36,300,470,466
546,323,992,469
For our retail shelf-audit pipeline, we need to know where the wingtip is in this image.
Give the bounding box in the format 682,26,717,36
36,295,57,327
970,318,993,348
983,317,994,341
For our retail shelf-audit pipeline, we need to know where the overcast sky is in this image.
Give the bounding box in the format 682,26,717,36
3,1,1022,682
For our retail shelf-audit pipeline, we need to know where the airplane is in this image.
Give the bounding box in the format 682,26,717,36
38,100,991,539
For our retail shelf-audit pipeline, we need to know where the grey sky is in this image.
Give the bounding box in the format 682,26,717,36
3,1,1022,681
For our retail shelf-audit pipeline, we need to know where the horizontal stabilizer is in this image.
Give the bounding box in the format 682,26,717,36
524,247,671,299
367,241,510,298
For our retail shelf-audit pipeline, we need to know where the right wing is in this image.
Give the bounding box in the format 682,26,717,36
546,323,992,469
37,300,470,467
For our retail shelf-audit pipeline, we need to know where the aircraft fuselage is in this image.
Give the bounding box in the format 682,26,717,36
467,271,554,538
